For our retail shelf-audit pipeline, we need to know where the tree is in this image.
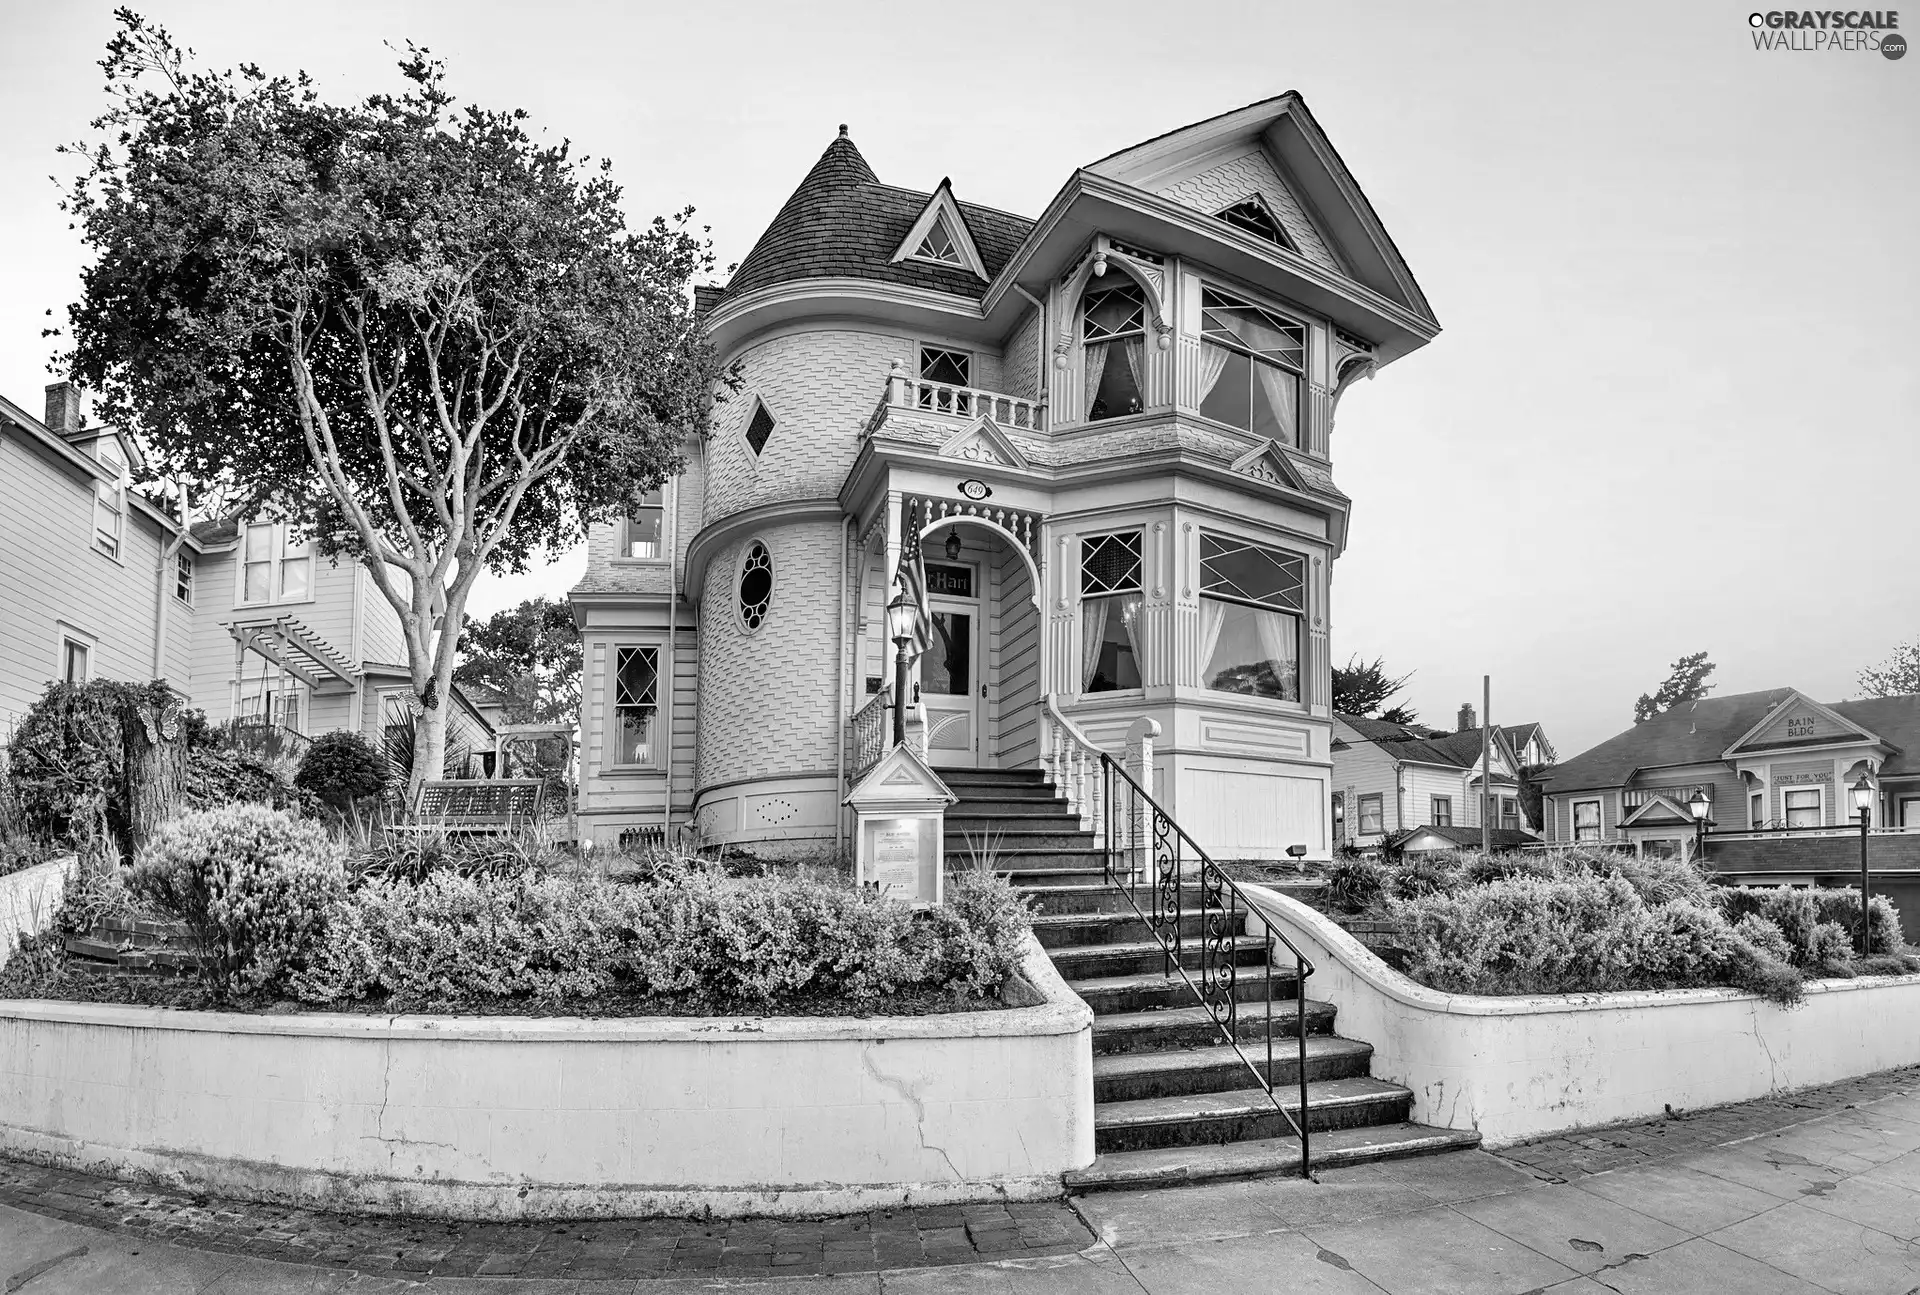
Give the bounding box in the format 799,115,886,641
1859,639,1920,699
1633,652,1716,724
1332,655,1418,724
454,597,581,724
60,13,730,803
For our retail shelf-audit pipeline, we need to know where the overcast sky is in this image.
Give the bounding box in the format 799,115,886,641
2,0,1914,757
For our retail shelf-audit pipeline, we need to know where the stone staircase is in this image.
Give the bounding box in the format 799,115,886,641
942,766,1480,1191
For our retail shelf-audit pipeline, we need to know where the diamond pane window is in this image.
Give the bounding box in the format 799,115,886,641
920,347,970,387
1080,532,1142,596
745,402,775,456
1200,289,1305,369
738,540,773,631
915,213,964,265
1215,197,1294,250
1199,534,1305,611
1081,281,1146,341
614,646,658,765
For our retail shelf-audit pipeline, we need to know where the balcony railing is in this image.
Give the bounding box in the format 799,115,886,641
848,692,890,784
869,363,1047,437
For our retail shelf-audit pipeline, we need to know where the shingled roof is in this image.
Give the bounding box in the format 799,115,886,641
720,129,1034,304
1544,689,1797,794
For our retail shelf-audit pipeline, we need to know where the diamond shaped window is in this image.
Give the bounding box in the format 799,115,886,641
745,401,775,456
1080,531,1143,596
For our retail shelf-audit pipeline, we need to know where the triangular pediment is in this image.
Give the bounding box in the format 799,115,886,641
890,179,987,280
1725,690,1880,756
939,416,1029,470
1621,795,1696,828
1229,440,1309,492
844,742,957,809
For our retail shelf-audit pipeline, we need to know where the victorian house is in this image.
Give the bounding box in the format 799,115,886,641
1330,705,1538,854
570,95,1439,859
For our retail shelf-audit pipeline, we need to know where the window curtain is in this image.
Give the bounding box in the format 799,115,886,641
1122,338,1147,404
1195,342,1231,406
1195,598,1229,687
1119,595,1148,684
1252,608,1299,699
1082,342,1110,417
1080,596,1110,691
1255,363,1298,445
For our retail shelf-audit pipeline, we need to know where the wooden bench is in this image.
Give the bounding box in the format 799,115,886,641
403,779,547,835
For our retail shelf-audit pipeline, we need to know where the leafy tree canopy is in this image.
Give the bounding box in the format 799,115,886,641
1858,639,1920,700
1633,651,1716,724
1332,655,1417,725
59,11,730,797
454,596,581,725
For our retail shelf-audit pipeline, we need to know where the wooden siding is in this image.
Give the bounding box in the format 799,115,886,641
993,542,1040,768
579,624,698,829
1329,726,1398,843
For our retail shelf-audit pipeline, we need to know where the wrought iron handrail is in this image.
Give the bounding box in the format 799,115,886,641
1098,751,1317,1178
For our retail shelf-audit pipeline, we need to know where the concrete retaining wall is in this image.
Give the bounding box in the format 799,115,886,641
0,856,67,968
1244,883,1920,1147
0,934,1094,1218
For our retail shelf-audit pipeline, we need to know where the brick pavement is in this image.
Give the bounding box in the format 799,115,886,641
1494,1063,1920,1181
0,1158,1092,1281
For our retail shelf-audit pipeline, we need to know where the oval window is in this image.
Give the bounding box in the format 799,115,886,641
738,540,773,632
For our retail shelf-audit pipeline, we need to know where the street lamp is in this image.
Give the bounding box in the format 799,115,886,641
886,592,914,748
1853,773,1876,955
1688,788,1713,863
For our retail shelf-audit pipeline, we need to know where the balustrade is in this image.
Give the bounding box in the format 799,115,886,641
848,692,890,784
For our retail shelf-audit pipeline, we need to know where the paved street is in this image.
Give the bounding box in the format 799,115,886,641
6,1068,1920,1293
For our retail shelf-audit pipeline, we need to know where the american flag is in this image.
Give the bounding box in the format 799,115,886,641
895,525,933,661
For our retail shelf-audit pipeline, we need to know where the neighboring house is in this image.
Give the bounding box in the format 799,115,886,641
570,95,1440,855
1330,704,1536,853
1,382,494,763
1503,721,1557,770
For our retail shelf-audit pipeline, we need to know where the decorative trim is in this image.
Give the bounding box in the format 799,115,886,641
888,180,989,281
1228,439,1312,493
937,415,1032,471
683,499,842,597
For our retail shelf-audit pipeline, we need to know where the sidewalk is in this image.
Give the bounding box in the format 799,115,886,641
5,1065,1919,1292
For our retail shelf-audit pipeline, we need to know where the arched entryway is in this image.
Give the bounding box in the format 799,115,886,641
912,516,1043,770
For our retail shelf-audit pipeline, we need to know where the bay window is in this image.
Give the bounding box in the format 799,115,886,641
1081,280,1147,421
1195,287,1305,446
613,646,659,765
1197,533,1303,701
1079,531,1143,692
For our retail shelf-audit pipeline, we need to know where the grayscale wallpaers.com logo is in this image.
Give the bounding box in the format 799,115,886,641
1748,10,1906,56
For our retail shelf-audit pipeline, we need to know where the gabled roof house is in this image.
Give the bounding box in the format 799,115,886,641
1331,704,1540,853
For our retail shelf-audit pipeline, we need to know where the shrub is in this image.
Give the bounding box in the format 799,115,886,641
1327,856,1385,912
294,732,389,811
182,745,313,816
352,825,571,885
1461,851,1561,888
1732,913,1793,965
1387,854,1457,901
1605,852,1714,907
1858,952,1920,976
1806,888,1906,956
125,805,348,994
7,680,198,853
1724,939,1805,1006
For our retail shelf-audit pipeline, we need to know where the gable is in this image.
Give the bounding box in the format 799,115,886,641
1151,146,1340,274
1727,692,1878,755
938,416,1030,470
1228,440,1310,492
889,180,989,281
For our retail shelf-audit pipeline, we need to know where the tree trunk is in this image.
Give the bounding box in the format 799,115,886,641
123,701,188,858
408,696,449,811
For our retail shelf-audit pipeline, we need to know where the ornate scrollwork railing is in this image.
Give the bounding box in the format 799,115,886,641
848,691,890,783
1098,748,1317,1179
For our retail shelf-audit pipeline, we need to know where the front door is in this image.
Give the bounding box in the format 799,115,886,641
922,565,982,768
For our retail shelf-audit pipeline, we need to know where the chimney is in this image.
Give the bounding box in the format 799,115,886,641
44,381,81,436
1457,702,1477,733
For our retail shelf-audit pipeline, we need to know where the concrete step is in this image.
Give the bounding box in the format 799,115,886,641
1000,865,1110,888
1068,965,1302,1015
946,785,1066,804
948,828,1094,853
1012,884,1132,916
1093,1036,1374,1103
989,846,1111,870
1092,1000,1337,1055
938,767,1050,784
946,804,1085,826
1047,935,1269,982
1066,1123,1484,1193
1094,1076,1415,1153
1032,909,1242,950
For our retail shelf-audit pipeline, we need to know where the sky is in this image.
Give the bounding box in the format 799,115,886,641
0,0,1914,757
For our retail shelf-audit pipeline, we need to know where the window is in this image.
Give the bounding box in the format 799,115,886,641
918,347,973,414
1751,792,1765,828
623,488,665,560
1198,533,1303,701
1431,796,1452,827
1079,531,1143,692
1358,793,1383,835
61,638,90,684
1572,799,1602,842
174,552,194,604
744,401,776,456
93,451,124,558
242,523,311,604
912,212,965,266
613,646,659,765
1501,797,1521,830
1196,287,1305,446
1081,279,1146,421
738,540,773,632
1215,196,1294,250
1783,787,1823,828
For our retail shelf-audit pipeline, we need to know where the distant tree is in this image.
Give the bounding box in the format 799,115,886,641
454,597,581,724
1633,652,1716,724
1332,655,1417,724
60,13,729,805
1858,639,1920,699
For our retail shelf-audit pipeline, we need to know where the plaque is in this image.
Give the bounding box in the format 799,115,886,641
869,821,923,900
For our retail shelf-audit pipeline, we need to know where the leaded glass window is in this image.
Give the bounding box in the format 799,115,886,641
1080,532,1142,596
1196,287,1305,445
1079,532,1143,693
1198,533,1303,701
1081,279,1147,423
915,213,964,265
738,540,773,632
614,646,658,765
1082,281,1146,341
1216,197,1294,250
1199,534,1305,611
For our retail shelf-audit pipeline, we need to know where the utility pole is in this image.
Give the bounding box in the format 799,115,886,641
1481,674,1492,855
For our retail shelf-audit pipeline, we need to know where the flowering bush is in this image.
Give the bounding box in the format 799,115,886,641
126,805,347,993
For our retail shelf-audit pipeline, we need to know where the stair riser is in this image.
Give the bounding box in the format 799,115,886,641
1075,975,1301,1014
1050,943,1267,981
946,802,1081,820
1094,1007,1337,1055
1095,1094,1416,1153
947,788,1068,804
1065,1130,1483,1193
1035,912,1242,949
950,832,1094,854
1020,888,1135,916
1095,1051,1372,1104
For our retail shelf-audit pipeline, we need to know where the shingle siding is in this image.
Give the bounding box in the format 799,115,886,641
1155,147,1340,274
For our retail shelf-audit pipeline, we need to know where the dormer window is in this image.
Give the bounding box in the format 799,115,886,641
1215,196,1295,251
1196,286,1305,446
1080,279,1147,422
913,213,965,266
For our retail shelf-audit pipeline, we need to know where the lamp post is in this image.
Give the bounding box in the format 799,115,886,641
886,592,913,748
1853,773,1875,955
1688,788,1713,864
